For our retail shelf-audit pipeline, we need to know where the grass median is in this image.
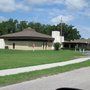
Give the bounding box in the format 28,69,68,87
0,60,89,87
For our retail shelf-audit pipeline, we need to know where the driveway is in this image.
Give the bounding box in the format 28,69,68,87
0,67,90,90
84,51,90,56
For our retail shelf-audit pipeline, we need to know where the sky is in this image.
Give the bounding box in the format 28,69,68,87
0,0,90,38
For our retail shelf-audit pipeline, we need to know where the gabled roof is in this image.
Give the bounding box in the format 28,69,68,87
0,27,54,41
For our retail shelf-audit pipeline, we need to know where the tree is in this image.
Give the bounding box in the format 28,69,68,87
0,19,81,41
18,21,28,31
57,23,81,41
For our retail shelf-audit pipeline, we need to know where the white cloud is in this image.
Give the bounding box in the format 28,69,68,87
77,26,90,39
0,0,16,12
27,0,47,4
26,0,90,16
82,9,90,17
65,0,88,10
51,15,74,25
27,0,88,10
53,0,64,4
0,0,88,12
0,0,30,12
27,0,64,4
16,3,30,12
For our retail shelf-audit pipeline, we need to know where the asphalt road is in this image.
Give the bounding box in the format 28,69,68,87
0,67,90,90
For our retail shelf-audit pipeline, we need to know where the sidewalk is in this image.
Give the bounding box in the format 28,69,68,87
0,57,90,76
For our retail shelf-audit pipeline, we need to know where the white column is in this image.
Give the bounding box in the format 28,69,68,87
0,39,5,49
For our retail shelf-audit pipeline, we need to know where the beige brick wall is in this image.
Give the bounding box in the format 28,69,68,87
5,40,53,50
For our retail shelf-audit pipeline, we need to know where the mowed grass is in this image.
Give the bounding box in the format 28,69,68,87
0,60,89,86
0,49,83,70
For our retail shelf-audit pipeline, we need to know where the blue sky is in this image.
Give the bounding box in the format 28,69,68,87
0,0,90,38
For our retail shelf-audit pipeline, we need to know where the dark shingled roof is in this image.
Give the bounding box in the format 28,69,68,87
0,27,54,41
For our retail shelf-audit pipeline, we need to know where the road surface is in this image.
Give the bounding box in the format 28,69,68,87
0,67,90,90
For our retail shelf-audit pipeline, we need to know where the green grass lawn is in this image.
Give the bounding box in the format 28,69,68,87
0,60,89,86
0,49,83,70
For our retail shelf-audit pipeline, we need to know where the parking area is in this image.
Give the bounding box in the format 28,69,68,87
84,51,90,56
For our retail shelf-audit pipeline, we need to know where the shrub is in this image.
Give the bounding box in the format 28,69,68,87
54,42,61,50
